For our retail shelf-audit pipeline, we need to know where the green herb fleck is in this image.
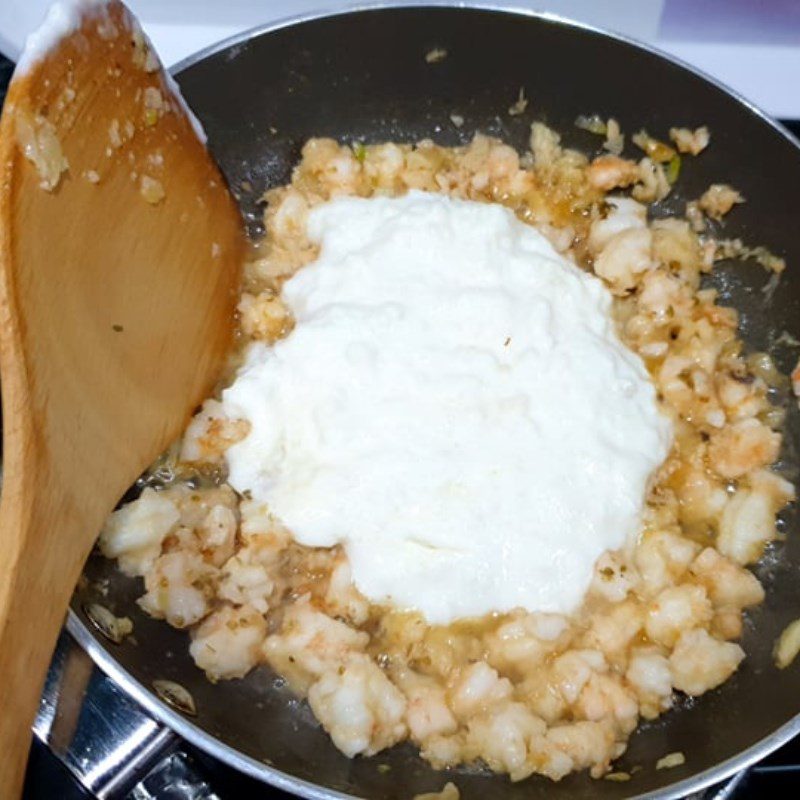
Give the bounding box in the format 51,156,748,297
666,154,682,184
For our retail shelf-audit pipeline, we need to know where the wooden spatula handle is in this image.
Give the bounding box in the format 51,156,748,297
0,2,244,796
0,469,100,796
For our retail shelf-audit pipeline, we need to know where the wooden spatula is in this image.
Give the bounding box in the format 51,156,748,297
0,2,244,795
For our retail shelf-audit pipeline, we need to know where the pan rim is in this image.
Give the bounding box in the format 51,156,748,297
171,1,800,155
71,3,800,798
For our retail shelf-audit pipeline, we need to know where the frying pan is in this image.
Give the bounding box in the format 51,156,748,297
63,4,800,798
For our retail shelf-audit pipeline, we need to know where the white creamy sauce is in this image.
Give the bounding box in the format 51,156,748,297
16,0,110,75
223,192,671,624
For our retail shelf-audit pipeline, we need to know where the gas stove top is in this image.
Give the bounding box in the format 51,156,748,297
4,53,799,800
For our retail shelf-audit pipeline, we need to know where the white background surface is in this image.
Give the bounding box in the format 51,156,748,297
2,0,799,118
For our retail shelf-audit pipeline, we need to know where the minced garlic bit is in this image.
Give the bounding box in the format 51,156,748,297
140,174,165,204
699,184,744,220
131,28,158,72
15,111,68,191
96,17,119,41
508,87,528,116
685,199,706,232
449,113,464,128
574,116,623,156
774,618,800,669
604,118,624,155
604,772,632,782
777,331,800,349
83,169,100,184
714,238,785,273
109,118,122,148
670,125,710,155
413,783,459,800
632,129,676,163
144,86,165,127
84,603,133,644
59,86,76,108
656,752,686,770
575,114,607,135
425,47,447,63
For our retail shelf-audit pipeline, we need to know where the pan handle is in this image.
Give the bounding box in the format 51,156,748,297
33,630,220,800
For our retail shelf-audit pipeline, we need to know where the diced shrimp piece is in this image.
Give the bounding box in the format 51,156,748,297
308,654,407,757
197,504,237,567
463,701,546,781
689,548,764,608
265,186,312,241
420,734,465,770
484,141,520,181
574,673,639,735
718,470,794,565
545,720,617,779
551,649,606,704
238,500,288,547
626,647,673,718
651,218,701,276
716,373,768,421
594,227,654,294
138,549,216,628
637,269,691,319
708,418,780,479
583,600,644,663
397,671,458,742
712,607,745,640
300,138,362,194
485,612,570,677
262,600,368,692
99,488,180,576
586,155,639,191
449,661,512,719
167,484,237,529
590,552,639,602
218,546,275,613
645,585,712,648
673,463,728,525
363,142,405,189
324,555,369,625
588,196,647,254
180,399,249,463
189,603,267,681
635,530,700,596
669,628,744,695
517,666,568,724
238,292,291,342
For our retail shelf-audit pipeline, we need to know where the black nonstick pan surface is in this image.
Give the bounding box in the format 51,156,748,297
69,6,800,799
